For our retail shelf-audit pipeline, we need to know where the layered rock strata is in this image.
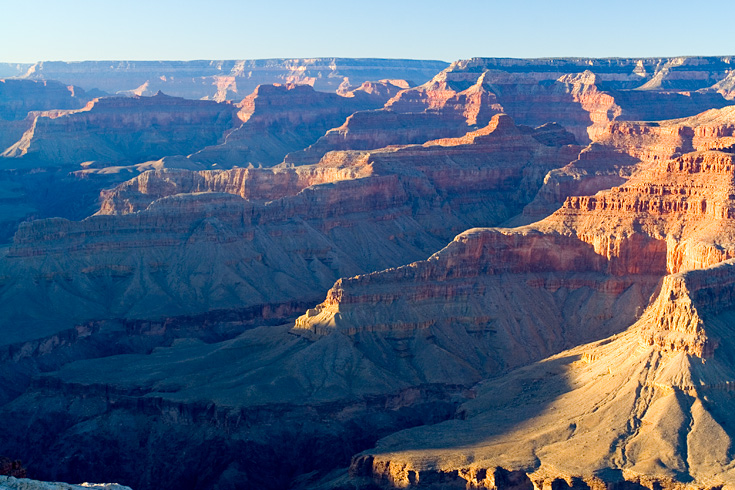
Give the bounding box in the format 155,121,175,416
388,59,734,144
0,79,92,152
191,83,390,168
16,59,448,100
1,92,239,167
1,114,579,343
285,72,508,166
524,105,735,220
15,124,735,490
283,110,474,166
350,259,735,489
289,146,735,488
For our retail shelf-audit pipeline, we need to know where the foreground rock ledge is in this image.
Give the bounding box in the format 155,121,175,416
0,475,132,490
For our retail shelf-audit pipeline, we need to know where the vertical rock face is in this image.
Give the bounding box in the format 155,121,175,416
524,105,735,221
16,59,449,100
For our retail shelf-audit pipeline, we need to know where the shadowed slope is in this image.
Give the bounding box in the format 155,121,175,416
353,260,735,489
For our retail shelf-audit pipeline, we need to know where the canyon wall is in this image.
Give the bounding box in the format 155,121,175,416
2,57,735,490
15,59,449,100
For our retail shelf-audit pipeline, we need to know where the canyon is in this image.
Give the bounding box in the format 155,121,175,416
1,57,735,490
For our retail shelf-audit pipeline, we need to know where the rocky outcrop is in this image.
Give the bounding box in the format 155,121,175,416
17,59,448,100
1,92,239,167
336,79,410,100
293,224,661,374
284,110,472,166
96,162,374,215
386,70,504,125
523,105,735,221
0,79,90,121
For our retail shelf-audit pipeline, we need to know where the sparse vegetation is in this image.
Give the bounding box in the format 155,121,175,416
0,456,27,478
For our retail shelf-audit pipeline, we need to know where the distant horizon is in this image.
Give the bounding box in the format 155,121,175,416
1,0,734,64
3,54,735,65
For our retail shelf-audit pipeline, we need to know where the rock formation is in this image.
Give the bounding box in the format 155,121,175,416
291,142,735,488
284,109,478,166
15,59,449,100
388,58,734,144
285,72,506,166
0,79,92,153
349,258,735,489
1,92,239,167
523,105,735,222
0,114,579,344
190,82,391,168
3,57,735,490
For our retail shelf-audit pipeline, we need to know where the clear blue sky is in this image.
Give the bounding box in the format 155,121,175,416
1,0,733,62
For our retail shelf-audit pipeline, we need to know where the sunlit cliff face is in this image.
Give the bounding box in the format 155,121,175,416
1,57,735,490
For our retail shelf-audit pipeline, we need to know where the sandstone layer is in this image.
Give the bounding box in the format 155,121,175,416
350,259,735,489
523,105,735,221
